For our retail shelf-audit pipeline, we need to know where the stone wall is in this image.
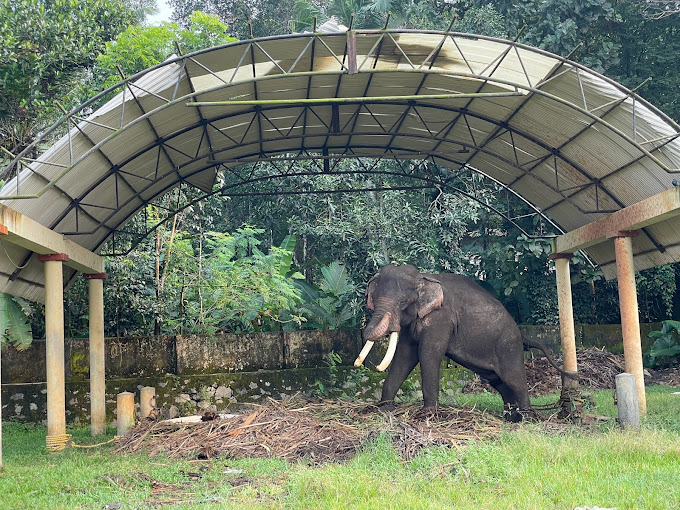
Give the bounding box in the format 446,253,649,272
1,324,659,425
1,329,471,425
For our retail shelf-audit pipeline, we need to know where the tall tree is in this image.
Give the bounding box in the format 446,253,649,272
0,0,139,167
168,0,298,38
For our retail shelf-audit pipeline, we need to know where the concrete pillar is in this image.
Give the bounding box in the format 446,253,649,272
85,273,107,436
550,253,579,389
140,387,156,419
1,336,3,472
612,232,646,416
117,392,135,436
615,373,640,429
38,253,69,439
0,225,5,468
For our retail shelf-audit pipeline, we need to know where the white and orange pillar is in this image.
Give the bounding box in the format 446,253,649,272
38,253,69,445
84,272,107,435
549,253,579,389
611,231,646,416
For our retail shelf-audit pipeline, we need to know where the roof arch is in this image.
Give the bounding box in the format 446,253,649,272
2,30,680,302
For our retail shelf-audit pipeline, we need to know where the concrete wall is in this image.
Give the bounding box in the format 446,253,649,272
1,324,659,425
518,323,657,355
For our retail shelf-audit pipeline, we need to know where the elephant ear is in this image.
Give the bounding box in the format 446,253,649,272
365,275,379,311
416,276,444,318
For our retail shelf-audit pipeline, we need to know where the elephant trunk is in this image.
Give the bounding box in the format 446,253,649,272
363,297,400,342
357,297,401,371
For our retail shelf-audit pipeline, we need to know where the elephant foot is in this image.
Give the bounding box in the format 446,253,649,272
503,404,536,422
413,405,439,421
361,400,396,414
377,400,397,412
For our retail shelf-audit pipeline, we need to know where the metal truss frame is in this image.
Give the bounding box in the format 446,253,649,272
1,29,679,268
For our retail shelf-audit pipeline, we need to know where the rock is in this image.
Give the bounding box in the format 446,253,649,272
215,386,232,399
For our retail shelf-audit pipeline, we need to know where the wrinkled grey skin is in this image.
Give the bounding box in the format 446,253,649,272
363,264,561,421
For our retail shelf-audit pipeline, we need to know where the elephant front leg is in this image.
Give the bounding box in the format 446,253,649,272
418,338,448,410
380,338,419,407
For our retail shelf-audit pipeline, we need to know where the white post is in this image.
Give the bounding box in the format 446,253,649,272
85,274,107,436
39,253,68,443
117,392,135,436
140,387,156,419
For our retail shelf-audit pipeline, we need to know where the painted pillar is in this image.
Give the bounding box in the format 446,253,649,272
612,231,646,416
1,323,3,472
549,253,578,389
38,253,69,438
0,224,6,470
85,273,107,436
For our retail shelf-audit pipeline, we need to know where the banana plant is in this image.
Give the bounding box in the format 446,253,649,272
0,292,33,349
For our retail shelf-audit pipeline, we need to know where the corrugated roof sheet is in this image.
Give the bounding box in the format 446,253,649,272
2,31,680,301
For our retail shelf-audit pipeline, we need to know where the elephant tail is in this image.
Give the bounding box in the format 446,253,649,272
522,336,579,381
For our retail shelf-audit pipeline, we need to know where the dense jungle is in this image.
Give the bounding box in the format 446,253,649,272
2,0,680,342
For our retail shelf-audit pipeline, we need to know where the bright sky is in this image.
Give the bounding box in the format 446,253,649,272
145,0,173,25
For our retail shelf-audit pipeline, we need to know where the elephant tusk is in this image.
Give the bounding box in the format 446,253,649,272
354,340,375,367
376,332,399,372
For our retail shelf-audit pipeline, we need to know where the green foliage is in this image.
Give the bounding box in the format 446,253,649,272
174,226,303,334
469,0,620,73
0,0,136,162
449,4,506,37
296,261,359,330
169,0,298,38
645,320,680,368
0,292,33,349
313,350,368,398
84,11,236,97
471,234,559,325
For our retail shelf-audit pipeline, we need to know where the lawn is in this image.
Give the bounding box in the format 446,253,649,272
1,385,678,509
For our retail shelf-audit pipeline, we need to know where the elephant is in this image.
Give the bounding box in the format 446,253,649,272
354,264,574,420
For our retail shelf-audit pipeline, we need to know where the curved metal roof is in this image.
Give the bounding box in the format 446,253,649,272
2,30,680,302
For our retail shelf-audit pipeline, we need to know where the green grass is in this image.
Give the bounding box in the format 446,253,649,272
1,385,679,509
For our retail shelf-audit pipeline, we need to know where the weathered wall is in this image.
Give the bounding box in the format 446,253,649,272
518,323,656,355
1,324,658,424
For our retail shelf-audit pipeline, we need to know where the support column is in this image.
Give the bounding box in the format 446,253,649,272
85,272,107,436
0,224,6,471
39,253,69,441
549,253,578,389
1,322,3,472
612,231,646,416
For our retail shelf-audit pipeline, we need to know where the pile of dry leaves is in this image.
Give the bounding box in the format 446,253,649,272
114,400,503,463
464,346,680,395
